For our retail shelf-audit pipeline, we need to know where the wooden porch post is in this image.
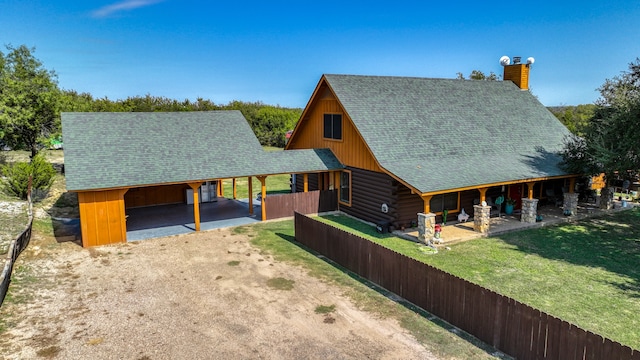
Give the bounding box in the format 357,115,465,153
303,173,309,193
248,177,253,215
188,182,202,232
478,187,488,203
218,180,224,197
232,178,237,199
421,194,433,214
568,177,576,193
257,176,267,221
526,182,535,199
328,171,335,190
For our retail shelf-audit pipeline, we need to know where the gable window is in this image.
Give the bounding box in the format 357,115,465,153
323,114,342,140
430,193,459,213
339,170,351,205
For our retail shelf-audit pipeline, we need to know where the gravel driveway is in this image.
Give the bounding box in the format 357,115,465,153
0,227,438,359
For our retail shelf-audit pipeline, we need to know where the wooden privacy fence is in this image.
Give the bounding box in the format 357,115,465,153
265,190,337,220
294,212,640,360
0,199,33,307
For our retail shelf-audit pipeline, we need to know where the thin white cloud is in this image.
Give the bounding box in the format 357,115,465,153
91,0,163,18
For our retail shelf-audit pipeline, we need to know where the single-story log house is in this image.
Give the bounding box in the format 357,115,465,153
285,64,579,230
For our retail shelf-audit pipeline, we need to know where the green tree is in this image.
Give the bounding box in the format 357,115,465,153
253,106,301,147
1,152,56,200
456,70,500,81
548,104,597,136
0,45,61,157
561,58,640,191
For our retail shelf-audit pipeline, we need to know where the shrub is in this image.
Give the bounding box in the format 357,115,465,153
1,153,55,200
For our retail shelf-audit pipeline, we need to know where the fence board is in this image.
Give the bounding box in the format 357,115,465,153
464,281,479,337
529,309,545,360
267,190,337,220
545,315,563,360
518,304,535,360
584,332,603,360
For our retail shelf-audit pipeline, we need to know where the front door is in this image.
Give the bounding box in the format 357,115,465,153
508,185,523,209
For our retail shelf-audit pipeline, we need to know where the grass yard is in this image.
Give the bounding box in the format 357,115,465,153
221,146,292,200
317,210,640,350
220,174,291,200
237,221,506,359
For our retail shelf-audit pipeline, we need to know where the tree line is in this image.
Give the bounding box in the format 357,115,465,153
59,92,301,148
2,45,639,191
0,45,301,155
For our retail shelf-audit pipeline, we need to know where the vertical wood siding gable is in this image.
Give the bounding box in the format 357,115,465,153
288,92,381,173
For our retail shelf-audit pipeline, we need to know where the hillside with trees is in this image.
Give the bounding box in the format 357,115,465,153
58,92,301,148
1,45,301,153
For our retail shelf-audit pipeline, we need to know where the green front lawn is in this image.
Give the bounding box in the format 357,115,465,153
317,209,640,350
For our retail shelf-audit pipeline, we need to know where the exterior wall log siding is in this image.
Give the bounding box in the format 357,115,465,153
294,173,319,192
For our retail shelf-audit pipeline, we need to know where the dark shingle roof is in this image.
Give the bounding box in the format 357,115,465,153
323,74,572,193
62,111,342,191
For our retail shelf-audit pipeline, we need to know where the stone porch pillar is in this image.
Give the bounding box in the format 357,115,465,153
563,192,579,216
521,198,539,223
599,187,614,210
417,212,436,244
473,204,491,234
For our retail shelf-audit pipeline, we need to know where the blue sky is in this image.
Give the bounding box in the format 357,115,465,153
2,0,639,108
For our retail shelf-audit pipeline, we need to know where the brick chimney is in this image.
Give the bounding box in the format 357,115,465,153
501,56,533,90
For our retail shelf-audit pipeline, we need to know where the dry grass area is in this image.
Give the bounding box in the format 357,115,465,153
0,228,440,360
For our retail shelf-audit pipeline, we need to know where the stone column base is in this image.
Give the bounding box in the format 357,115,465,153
417,212,436,244
563,192,579,216
521,198,539,223
473,205,491,234
599,187,614,210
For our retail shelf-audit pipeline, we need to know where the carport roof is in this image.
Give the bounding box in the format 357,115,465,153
62,111,343,191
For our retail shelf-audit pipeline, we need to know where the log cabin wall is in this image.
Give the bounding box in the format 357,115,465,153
394,184,423,228
124,184,190,208
294,173,319,193
340,167,397,226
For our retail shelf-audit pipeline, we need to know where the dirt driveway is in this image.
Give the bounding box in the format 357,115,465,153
0,228,438,359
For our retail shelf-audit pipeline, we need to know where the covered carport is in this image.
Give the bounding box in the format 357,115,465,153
125,197,260,241
62,111,343,247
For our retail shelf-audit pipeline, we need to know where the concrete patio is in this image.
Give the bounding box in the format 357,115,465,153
125,198,261,241
395,199,639,246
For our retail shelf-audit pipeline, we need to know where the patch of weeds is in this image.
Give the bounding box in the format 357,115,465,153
32,218,54,237
266,277,295,290
316,304,337,324
227,260,240,266
314,304,336,314
232,226,249,234
36,345,61,358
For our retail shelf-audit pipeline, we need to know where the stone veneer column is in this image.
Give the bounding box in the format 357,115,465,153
520,198,539,223
563,192,579,216
473,205,491,234
417,212,436,244
599,187,614,210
